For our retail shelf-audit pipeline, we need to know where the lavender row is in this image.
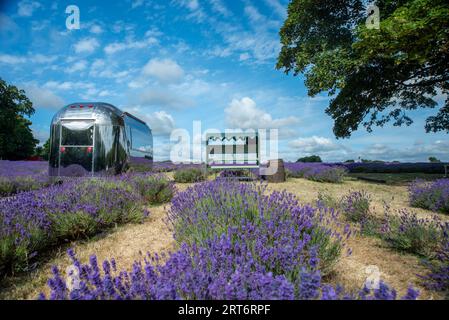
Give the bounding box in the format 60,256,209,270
42,179,419,300
0,173,174,274
341,162,449,174
0,160,50,196
41,243,418,300
284,162,348,183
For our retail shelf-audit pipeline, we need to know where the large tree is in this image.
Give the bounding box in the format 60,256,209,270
0,78,38,160
277,0,449,138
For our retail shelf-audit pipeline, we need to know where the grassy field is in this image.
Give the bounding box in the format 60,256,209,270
0,173,446,299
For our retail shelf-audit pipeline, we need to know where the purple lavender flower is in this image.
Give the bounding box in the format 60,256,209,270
0,177,146,273
283,162,347,183
409,179,449,214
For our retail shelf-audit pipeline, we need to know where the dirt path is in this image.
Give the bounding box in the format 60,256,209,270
0,204,175,300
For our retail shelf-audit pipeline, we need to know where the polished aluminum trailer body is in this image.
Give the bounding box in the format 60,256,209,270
49,103,152,177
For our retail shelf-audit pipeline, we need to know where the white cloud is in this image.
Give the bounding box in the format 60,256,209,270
23,84,64,109
204,6,281,64
111,20,135,33
142,58,184,84
173,78,211,96
244,5,265,24
362,141,449,162
74,38,100,54
104,37,157,54
97,69,130,80
135,89,192,109
0,54,27,64
263,0,287,19
104,43,125,54
89,25,103,34
144,111,176,136
285,137,449,163
131,0,144,9
31,19,50,31
80,87,100,100
187,0,199,10
97,90,109,97
65,60,88,73
175,0,207,22
32,53,58,63
207,46,232,58
128,79,146,89
206,23,281,64
17,0,41,17
43,81,95,91
0,53,57,64
289,136,341,153
225,97,299,131
145,28,163,38
239,52,250,61
90,59,105,72
209,0,231,17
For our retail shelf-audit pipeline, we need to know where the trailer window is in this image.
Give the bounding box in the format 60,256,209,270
131,126,152,154
61,120,94,146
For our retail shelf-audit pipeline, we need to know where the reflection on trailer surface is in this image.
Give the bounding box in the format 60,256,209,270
49,102,153,177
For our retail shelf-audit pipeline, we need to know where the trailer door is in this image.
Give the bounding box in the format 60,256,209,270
59,119,95,176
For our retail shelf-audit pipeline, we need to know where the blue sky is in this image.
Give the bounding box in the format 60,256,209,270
0,0,448,162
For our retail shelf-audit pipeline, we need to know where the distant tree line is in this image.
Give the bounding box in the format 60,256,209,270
296,155,444,163
296,155,322,163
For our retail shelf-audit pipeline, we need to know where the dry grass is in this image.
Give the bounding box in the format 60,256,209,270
268,177,446,220
0,176,445,299
0,204,175,300
268,177,446,299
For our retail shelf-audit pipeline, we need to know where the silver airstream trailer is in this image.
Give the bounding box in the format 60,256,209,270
48,102,153,177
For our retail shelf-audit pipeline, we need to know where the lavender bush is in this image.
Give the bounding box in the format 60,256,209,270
380,208,443,257
167,179,350,276
126,173,175,204
284,163,347,183
419,224,449,297
339,190,372,224
409,179,449,214
0,178,147,274
173,168,206,183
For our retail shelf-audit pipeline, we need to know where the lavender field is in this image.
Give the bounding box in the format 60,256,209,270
0,161,448,300
0,161,50,196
